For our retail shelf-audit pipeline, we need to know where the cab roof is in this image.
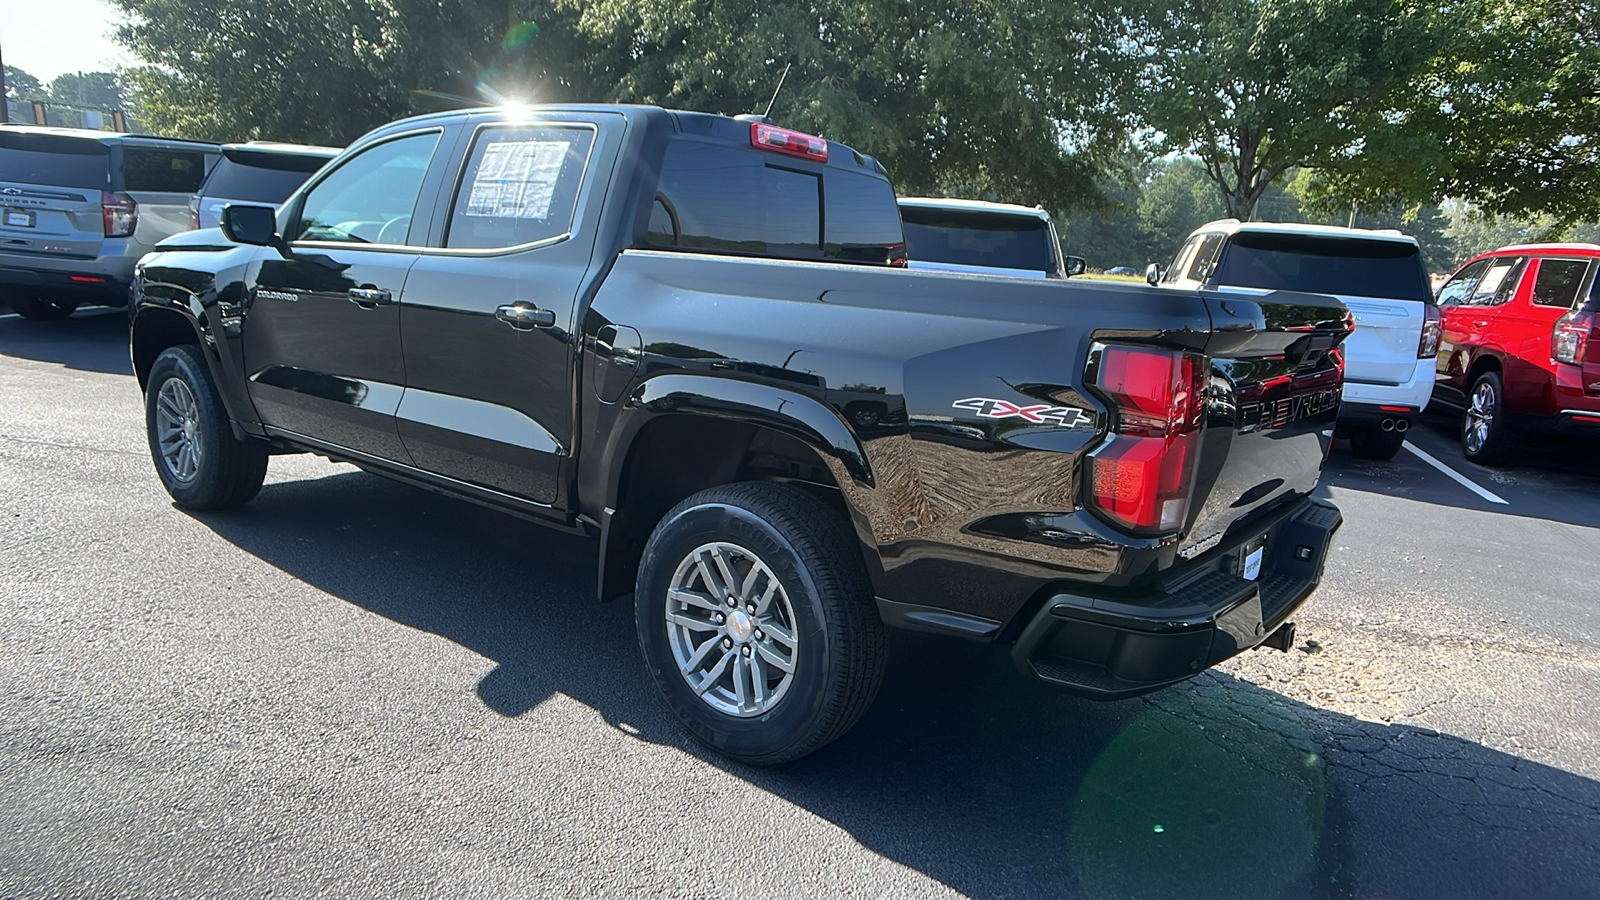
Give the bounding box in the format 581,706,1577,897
898,197,1051,221
1193,218,1418,246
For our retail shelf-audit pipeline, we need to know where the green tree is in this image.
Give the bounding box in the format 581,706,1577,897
45,72,127,111
112,0,590,144
4,66,43,100
1128,0,1437,219
1306,0,1600,226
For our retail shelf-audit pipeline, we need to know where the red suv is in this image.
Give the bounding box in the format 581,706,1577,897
1433,243,1600,463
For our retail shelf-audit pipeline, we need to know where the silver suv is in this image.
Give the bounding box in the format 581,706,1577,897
0,126,219,319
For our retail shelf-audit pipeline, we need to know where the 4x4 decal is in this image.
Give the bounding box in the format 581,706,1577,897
952,397,1092,428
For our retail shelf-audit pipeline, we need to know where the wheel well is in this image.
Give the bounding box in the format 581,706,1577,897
132,308,201,389
599,415,850,601
1466,353,1502,387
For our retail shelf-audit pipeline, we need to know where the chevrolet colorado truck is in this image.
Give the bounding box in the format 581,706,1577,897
129,105,1351,764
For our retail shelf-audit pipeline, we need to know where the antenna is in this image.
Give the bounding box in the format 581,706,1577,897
763,63,792,119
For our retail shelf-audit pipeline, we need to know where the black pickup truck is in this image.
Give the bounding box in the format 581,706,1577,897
129,105,1350,764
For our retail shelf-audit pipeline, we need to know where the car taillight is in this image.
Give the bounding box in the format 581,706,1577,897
1553,310,1594,366
750,123,829,162
102,191,138,238
187,195,201,231
1419,302,1441,358
1086,344,1204,535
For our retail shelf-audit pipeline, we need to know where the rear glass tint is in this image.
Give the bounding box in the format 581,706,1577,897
901,207,1055,272
122,147,209,193
0,133,110,190
648,140,903,264
1214,233,1432,302
202,151,329,204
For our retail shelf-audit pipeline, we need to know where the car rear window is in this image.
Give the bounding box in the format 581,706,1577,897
1214,233,1432,302
900,207,1057,273
202,150,330,204
0,132,111,190
647,140,903,265
121,147,209,193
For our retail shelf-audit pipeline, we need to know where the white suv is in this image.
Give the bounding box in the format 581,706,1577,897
898,197,1085,279
1152,220,1442,460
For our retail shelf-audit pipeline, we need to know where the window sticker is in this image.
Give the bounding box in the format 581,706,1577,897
465,140,569,219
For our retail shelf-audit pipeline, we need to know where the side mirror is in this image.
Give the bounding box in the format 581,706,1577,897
221,204,281,249
1145,263,1163,286
1063,256,1087,277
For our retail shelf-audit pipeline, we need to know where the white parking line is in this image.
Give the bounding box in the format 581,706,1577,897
1403,442,1509,505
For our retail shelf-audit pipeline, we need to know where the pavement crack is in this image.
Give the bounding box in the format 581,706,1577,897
0,433,143,457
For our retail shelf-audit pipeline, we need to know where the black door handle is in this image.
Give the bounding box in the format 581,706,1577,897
348,287,392,308
496,303,556,329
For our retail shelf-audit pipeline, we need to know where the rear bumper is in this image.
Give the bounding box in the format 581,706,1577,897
1340,358,1433,415
1011,497,1341,698
1509,409,1600,437
0,243,145,306
1336,400,1417,432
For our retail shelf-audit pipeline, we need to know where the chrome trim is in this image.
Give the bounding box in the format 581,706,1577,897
395,387,565,454
1559,409,1600,418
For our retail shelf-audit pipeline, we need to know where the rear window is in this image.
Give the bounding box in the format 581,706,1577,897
201,150,329,204
1214,233,1432,302
0,133,110,190
647,140,903,265
122,147,209,193
900,207,1056,273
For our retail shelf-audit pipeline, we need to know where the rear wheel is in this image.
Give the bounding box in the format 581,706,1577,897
1461,371,1518,465
7,293,79,320
635,482,886,765
1349,426,1406,461
145,345,269,510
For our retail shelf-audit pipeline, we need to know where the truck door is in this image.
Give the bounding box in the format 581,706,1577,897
242,129,446,462
395,114,622,508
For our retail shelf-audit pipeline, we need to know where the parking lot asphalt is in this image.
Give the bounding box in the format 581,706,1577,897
2,309,1598,899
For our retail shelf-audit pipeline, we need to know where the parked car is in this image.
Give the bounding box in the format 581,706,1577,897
1105,266,1138,276
1431,243,1600,463
130,105,1348,764
0,125,218,319
898,197,1085,278
188,142,340,230
1152,220,1439,460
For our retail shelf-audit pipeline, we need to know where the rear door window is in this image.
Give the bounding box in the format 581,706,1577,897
0,132,110,190
1467,257,1524,306
445,124,596,250
1186,232,1226,282
1214,234,1432,301
900,207,1054,271
121,147,209,193
1529,258,1591,308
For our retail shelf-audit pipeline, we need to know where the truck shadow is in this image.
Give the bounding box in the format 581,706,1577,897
190,470,1600,900
0,308,134,376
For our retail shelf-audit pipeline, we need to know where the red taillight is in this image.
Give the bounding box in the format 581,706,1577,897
1086,344,1204,534
1553,310,1593,366
187,195,201,231
102,191,138,238
1419,301,1441,358
750,123,829,162
69,275,106,283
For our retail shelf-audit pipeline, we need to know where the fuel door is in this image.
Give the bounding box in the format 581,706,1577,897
590,324,643,403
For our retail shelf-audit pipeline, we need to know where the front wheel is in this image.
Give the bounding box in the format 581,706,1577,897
635,482,886,765
1461,371,1518,465
145,345,269,510
7,293,79,320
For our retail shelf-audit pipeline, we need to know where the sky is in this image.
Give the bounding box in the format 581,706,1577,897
0,0,132,84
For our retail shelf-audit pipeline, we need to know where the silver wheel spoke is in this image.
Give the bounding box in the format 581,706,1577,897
666,611,718,632
755,641,794,674
760,620,796,649
680,635,720,674
668,587,721,612
695,554,728,603
695,649,735,696
750,652,769,706
708,546,741,601
733,655,751,709
753,579,778,616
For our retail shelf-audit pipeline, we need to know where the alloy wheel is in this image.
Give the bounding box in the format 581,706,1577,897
665,541,799,717
1465,380,1496,455
155,377,203,482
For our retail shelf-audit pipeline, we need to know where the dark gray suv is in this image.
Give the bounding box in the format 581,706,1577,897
0,125,219,319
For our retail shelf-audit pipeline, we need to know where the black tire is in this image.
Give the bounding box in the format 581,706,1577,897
8,293,79,320
635,482,887,765
1349,425,1407,461
145,345,268,510
1461,370,1519,465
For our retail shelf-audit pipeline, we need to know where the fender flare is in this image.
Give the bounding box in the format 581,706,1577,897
130,292,260,435
627,374,874,487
